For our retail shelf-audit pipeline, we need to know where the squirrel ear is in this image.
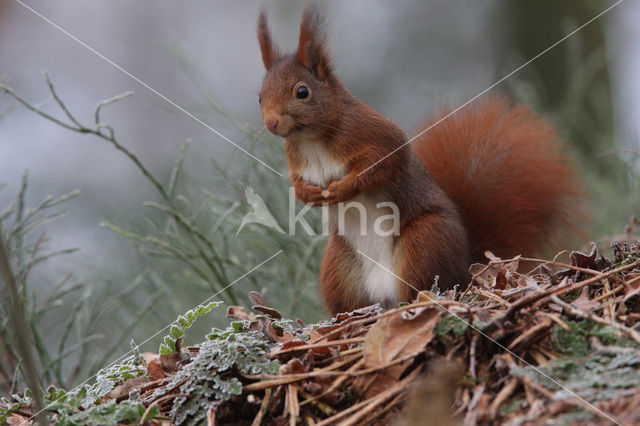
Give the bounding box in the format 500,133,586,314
257,9,279,70
297,4,333,80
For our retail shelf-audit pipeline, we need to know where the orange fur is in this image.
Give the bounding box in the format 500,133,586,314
412,97,584,262
319,232,372,314
257,7,585,316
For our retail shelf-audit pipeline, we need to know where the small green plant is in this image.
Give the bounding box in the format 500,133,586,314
162,321,281,425
0,342,159,424
511,351,640,403
0,172,164,396
159,301,220,355
551,319,622,357
435,314,468,338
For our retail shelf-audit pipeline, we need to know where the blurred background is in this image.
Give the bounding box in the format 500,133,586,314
1,0,639,394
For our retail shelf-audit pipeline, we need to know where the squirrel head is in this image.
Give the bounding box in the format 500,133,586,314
257,5,343,139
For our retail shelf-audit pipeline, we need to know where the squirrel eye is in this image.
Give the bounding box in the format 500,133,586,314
296,85,309,99
258,95,262,105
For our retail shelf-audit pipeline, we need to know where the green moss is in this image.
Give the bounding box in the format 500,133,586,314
551,319,621,356
500,398,525,415
511,352,640,403
435,314,468,337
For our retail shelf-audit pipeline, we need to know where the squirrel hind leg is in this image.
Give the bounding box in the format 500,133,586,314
320,232,371,316
395,212,471,297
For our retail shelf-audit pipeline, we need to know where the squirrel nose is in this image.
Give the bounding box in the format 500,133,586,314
265,118,279,133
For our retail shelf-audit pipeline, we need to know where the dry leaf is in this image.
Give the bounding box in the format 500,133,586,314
248,291,266,306
279,358,305,375
353,306,441,398
253,305,283,320
105,376,147,401
570,242,598,269
570,287,601,312
147,359,165,380
227,305,254,320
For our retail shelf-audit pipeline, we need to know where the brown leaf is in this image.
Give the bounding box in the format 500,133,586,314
626,273,640,290
160,348,183,374
279,358,306,375
484,250,501,262
470,257,519,290
570,242,598,269
104,376,147,401
416,291,437,302
353,306,441,398
277,340,308,352
302,381,323,396
227,305,255,320
142,352,158,362
570,287,600,312
247,319,266,332
147,359,165,380
265,321,295,343
249,291,265,306
332,304,383,323
7,412,30,424
495,269,509,290
252,305,283,320
313,323,342,337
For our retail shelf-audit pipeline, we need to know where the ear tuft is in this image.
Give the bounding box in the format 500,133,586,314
257,8,279,70
297,4,333,80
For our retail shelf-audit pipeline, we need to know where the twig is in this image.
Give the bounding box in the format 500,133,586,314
359,392,404,425
244,352,418,391
590,337,639,356
488,378,518,418
299,359,364,408
1,76,242,302
308,300,463,345
94,91,134,125
0,231,47,426
286,384,299,426
463,384,485,426
250,388,271,426
44,72,83,128
316,368,420,426
469,335,478,379
268,337,365,357
550,295,640,345
541,259,640,301
139,393,190,424
508,318,553,351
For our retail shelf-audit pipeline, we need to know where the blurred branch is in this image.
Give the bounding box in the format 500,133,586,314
0,74,165,200
0,230,46,425
0,74,241,303
597,147,640,158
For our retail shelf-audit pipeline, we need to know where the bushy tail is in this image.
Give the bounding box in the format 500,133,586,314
413,96,585,262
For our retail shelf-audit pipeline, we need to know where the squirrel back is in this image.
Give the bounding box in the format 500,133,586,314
412,96,584,262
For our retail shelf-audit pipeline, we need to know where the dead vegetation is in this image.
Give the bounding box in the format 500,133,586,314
4,227,640,425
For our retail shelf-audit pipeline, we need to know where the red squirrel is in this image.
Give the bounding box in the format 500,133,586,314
257,6,583,315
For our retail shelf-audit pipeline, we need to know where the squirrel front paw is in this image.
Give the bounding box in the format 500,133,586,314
294,181,327,205
291,174,358,205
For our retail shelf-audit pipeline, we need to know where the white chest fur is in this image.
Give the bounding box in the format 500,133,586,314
295,138,399,306
331,192,398,306
297,137,346,187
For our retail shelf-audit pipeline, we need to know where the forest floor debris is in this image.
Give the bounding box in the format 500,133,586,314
3,237,640,425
